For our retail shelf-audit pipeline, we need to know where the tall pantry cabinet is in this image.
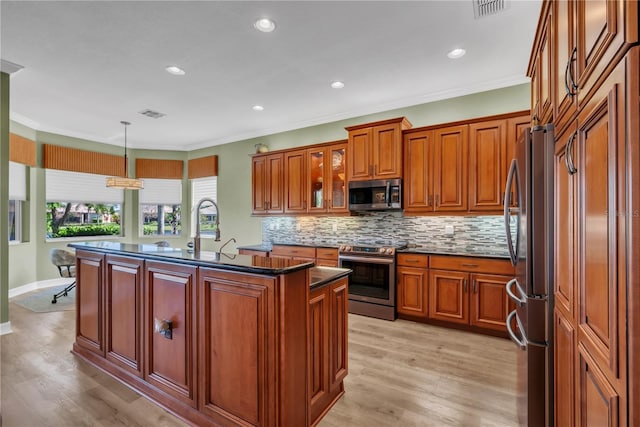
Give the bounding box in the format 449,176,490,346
529,1,639,426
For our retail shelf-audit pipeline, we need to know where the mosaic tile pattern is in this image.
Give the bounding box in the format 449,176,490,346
261,212,510,257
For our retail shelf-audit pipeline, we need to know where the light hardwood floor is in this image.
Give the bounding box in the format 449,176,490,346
1,302,517,426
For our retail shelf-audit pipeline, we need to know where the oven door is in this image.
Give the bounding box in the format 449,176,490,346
338,255,395,306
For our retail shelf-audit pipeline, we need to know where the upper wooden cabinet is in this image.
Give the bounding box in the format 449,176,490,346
308,142,348,214
469,120,507,211
529,2,552,125
252,153,284,215
346,117,411,181
284,149,307,214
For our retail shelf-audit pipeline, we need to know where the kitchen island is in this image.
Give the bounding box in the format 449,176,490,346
68,241,349,427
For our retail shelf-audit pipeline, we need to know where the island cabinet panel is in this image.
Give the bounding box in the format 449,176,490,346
105,255,143,377
75,250,105,356
144,261,197,408
309,276,348,427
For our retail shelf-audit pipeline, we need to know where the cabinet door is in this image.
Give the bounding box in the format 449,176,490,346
538,12,552,124
505,115,530,207
144,261,197,408
75,250,105,356
428,269,468,325
252,156,267,214
433,125,468,212
577,346,619,427
105,255,143,377
555,309,576,427
284,149,307,214
309,285,330,423
553,0,578,135
308,148,326,213
198,268,275,427
396,266,428,318
328,143,348,213
469,119,506,211
469,274,510,331
403,130,434,211
266,154,284,214
348,127,372,181
329,279,348,391
554,123,577,319
576,62,625,381
372,123,402,179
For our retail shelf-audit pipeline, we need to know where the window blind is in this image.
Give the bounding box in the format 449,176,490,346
191,177,218,236
46,169,124,203
9,161,27,201
139,178,182,205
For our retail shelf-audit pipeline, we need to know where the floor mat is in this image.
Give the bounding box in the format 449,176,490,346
11,284,76,312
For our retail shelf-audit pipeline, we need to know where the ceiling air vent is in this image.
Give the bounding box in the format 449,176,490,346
138,109,166,119
473,0,509,19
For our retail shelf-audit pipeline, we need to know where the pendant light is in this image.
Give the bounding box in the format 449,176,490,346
106,121,144,190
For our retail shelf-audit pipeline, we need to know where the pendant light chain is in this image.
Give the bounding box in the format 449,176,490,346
121,120,130,177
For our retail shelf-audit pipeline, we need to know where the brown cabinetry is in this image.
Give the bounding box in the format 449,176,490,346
308,277,348,426
469,119,507,211
529,2,552,125
144,261,198,408
396,254,429,319
252,153,284,215
316,247,338,267
105,255,144,377
284,149,307,214
428,256,513,333
308,143,348,214
271,244,316,262
346,117,411,181
75,249,106,356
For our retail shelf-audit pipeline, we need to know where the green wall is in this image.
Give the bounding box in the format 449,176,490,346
1,72,10,323
7,83,530,291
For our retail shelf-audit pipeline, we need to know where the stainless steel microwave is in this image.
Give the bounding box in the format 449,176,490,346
348,179,402,211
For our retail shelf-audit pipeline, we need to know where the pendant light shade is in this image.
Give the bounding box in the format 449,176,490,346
106,121,144,190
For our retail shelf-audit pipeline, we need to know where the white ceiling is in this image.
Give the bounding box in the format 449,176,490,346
1,1,541,151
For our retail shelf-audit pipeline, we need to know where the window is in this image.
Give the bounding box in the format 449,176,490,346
9,161,26,243
139,178,182,236
191,177,218,237
46,169,123,239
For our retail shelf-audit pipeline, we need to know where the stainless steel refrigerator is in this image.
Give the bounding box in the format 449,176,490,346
504,124,554,426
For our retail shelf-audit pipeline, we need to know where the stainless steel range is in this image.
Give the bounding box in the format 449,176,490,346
338,243,405,320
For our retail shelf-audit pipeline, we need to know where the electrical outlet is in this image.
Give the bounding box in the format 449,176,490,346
332,223,338,232
445,225,454,237
269,223,275,231
296,223,301,231
275,223,280,230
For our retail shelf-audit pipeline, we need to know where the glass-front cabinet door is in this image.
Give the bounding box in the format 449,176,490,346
307,142,348,214
308,149,325,211
329,144,347,213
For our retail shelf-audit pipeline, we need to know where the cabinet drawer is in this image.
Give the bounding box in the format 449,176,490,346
316,248,338,260
239,248,269,257
271,245,316,258
430,255,513,275
397,253,429,268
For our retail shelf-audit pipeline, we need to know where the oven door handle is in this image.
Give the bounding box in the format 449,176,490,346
338,255,394,265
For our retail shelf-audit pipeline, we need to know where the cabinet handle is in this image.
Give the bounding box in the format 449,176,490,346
154,318,173,339
565,131,578,175
472,279,477,293
427,195,432,207
463,279,468,293
564,47,578,96
461,263,478,268
303,200,306,209
374,165,377,176
406,259,420,263
435,194,440,206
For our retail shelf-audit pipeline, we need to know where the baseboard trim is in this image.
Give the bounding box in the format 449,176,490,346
8,278,74,299
0,321,13,335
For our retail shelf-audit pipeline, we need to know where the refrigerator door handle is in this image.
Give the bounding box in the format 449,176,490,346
506,310,527,350
506,278,526,307
504,159,519,266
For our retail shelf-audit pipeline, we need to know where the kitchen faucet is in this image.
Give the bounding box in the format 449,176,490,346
194,197,220,254
219,237,236,253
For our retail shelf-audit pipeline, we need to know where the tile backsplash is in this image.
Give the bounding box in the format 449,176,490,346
262,212,510,257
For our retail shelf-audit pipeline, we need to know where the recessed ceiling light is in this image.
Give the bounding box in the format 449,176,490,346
331,81,345,89
254,18,276,33
252,105,264,111
165,65,186,75
447,48,466,59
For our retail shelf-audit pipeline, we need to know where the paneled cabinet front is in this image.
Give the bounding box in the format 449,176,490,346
144,261,198,408
75,249,106,356
105,255,144,377
307,143,348,214
252,153,284,215
284,149,307,214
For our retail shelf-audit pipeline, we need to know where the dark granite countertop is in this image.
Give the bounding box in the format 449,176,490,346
398,245,510,260
69,241,313,275
236,244,272,252
309,266,351,290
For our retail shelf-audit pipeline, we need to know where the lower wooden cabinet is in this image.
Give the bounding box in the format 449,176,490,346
396,266,428,318
309,277,348,426
428,269,469,325
75,249,106,356
578,344,620,426
105,255,144,377
145,261,198,408
470,274,512,331
555,308,576,427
